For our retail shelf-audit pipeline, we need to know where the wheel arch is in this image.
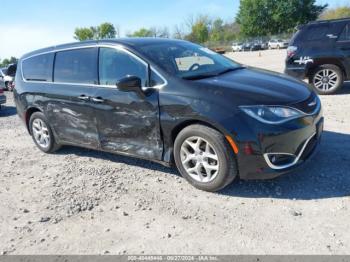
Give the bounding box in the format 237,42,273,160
306,59,347,79
25,107,42,134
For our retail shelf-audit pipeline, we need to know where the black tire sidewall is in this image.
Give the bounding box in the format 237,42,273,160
29,112,56,153
174,125,237,192
310,65,343,95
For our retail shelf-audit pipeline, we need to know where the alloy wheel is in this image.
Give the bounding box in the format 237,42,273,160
180,136,219,183
313,69,339,92
32,118,51,149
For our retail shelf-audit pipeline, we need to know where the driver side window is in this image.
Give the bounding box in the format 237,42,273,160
99,47,148,86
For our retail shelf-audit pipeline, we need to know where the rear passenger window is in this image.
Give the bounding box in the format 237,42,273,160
339,23,350,41
22,53,54,81
54,48,98,84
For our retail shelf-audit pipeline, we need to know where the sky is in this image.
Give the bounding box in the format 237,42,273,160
0,0,348,59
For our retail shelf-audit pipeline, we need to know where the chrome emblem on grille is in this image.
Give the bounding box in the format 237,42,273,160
308,99,317,107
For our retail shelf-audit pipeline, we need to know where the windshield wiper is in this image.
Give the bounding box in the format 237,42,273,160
215,66,245,76
182,74,218,80
182,66,245,80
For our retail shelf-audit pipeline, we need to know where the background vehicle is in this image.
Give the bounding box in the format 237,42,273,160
268,39,288,49
285,18,350,95
0,64,17,91
0,87,6,110
15,39,322,192
232,42,243,52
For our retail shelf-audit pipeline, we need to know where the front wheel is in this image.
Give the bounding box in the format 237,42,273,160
309,64,343,95
29,112,61,153
174,124,238,192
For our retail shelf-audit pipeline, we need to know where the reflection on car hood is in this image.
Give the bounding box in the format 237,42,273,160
193,67,312,105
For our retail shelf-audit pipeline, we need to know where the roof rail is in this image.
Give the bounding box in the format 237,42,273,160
308,17,350,24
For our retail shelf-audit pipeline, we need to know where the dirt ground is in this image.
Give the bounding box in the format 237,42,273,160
0,49,349,255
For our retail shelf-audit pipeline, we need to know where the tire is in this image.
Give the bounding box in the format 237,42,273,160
309,64,343,95
29,112,61,153
174,124,238,192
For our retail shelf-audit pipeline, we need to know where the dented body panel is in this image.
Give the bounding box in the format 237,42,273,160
15,38,322,180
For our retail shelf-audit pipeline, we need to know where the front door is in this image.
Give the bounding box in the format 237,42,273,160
92,47,163,160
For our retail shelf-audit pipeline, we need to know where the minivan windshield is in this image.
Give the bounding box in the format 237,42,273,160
138,41,241,80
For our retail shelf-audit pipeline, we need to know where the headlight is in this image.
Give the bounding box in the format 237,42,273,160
240,105,303,124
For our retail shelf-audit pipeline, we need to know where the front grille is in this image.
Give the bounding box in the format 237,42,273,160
291,92,319,114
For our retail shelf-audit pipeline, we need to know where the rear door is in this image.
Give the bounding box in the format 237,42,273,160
92,46,163,160
47,47,100,148
336,22,350,78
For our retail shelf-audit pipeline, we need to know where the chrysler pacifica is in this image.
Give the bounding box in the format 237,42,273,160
14,38,323,191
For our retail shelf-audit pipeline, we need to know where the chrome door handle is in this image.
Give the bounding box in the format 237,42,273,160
91,97,105,103
78,95,90,101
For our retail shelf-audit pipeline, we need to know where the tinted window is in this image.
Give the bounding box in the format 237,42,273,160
22,53,54,81
339,23,350,41
99,47,148,86
54,48,98,84
305,25,329,41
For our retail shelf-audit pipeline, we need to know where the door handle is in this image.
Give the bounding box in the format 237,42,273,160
91,97,105,103
78,95,90,101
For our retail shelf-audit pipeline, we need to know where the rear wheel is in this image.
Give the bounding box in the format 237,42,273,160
174,124,238,192
29,112,60,153
309,64,343,95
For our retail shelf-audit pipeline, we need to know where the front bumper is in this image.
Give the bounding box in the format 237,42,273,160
0,95,6,105
234,103,323,180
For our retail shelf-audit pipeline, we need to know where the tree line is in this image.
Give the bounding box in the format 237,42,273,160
73,1,350,44
1,1,349,65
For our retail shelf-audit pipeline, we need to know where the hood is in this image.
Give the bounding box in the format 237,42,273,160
191,67,312,106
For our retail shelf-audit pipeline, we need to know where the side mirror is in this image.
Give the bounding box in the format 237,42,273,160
116,76,144,97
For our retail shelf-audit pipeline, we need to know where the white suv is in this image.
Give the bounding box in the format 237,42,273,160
232,42,243,52
268,39,289,49
0,65,16,91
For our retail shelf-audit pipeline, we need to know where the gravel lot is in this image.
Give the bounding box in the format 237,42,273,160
0,49,349,255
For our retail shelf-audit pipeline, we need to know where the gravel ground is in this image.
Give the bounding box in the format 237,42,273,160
0,49,349,255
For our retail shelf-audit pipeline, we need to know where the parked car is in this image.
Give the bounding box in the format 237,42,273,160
212,47,226,54
268,39,289,49
242,42,252,51
0,87,6,110
232,42,243,52
285,18,350,95
0,64,17,91
15,39,323,192
250,42,262,51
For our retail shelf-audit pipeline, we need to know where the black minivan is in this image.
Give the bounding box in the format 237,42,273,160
285,18,350,95
15,38,323,192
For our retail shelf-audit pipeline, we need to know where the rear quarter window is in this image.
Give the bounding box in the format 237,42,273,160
22,53,54,81
338,23,350,41
305,25,330,41
54,48,98,84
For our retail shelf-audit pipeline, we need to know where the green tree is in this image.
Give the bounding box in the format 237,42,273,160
319,6,350,20
210,19,224,42
186,15,211,43
236,0,327,37
74,27,94,41
0,57,18,67
74,23,117,41
98,22,116,39
128,28,153,37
